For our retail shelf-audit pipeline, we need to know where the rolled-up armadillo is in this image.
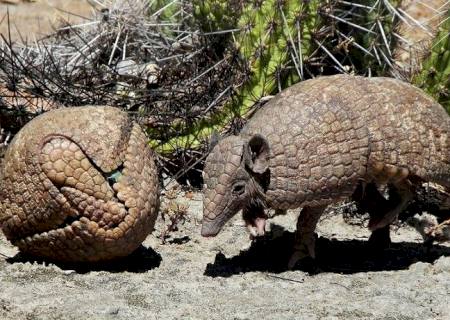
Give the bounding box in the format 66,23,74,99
0,106,160,262
201,74,450,268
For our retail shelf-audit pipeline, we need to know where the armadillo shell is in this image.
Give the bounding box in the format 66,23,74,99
0,106,160,262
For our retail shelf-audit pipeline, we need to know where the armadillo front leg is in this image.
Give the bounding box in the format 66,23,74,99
288,205,326,270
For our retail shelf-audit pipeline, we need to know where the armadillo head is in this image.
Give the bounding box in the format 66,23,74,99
201,134,270,237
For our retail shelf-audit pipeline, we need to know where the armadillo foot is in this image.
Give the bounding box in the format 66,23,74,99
288,232,317,270
242,207,267,239
246,217,267,239
288,205,326,269
368,225,391,250
288,255,317,273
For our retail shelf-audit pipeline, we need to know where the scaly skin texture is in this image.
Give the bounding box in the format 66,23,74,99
0,106,160,262
202,74,450,268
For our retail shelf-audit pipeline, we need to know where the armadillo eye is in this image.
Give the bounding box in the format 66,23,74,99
232,182,245,196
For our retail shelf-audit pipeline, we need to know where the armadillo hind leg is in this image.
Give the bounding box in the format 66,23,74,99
288,205,326,270
353,182,392,248
368,226,391,249
367,179,415,231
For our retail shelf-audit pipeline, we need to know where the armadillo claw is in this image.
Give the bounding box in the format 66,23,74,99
246,217,266,239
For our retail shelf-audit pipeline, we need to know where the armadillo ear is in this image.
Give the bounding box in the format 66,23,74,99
208,130,220,151
244,134,270,174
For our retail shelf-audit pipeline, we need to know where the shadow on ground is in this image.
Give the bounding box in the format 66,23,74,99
6,245,162,274
204,224,450,277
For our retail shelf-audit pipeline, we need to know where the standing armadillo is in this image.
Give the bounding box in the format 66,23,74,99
0,106,160,262
201,74,450,268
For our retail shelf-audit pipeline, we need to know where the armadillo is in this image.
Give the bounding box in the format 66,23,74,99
201,74,450,268
0,106,160,262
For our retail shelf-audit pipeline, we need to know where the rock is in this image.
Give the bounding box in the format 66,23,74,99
433,256,450,273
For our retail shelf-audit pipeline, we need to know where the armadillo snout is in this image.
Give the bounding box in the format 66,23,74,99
201,135,249,237
201,188,244,237
201,190,227,237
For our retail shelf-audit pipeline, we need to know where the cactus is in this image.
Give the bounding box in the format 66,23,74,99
151,0,407,154
150,0,325,154
330,0,403,75
150,0,182,23
413,11,450,112
192,0,242,32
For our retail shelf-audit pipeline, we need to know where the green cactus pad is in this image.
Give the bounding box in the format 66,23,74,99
413,12,450,112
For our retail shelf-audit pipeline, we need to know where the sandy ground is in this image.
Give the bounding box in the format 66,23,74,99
0,0,93,41
0,191,449,320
